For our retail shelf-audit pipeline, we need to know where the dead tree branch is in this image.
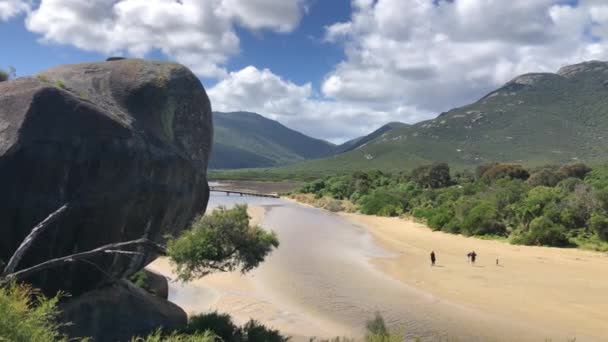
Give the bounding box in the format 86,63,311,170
2,204,70,276
1,238,166,284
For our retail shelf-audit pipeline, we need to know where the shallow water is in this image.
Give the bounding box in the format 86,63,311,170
168,194,551,341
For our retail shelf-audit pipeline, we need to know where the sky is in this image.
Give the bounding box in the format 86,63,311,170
2,0,608,143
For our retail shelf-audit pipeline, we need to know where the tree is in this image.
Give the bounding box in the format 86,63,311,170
527,169,565,187
589,212,608,241
411,162,451,189
461,201,506,236
512,216,570,247
480,163,529,182
559,163,592,180
167,205,279,281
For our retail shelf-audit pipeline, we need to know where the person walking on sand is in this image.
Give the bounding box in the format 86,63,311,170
467,252,472,263
470,251,477,265
430,251,436,266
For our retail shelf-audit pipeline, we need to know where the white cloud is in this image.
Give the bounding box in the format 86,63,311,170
208,65,430,142
23,0,308,77
321,0,608,118
0,0,29,21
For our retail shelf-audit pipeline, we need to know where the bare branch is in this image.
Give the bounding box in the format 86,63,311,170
3,204,70,276
2,238,166,284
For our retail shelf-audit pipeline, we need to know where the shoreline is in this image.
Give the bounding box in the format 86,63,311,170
150,197,608,340
148,205,347,341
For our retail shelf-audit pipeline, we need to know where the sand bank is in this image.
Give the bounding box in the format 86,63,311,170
147,206,346,340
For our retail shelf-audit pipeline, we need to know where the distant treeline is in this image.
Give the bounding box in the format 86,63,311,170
295,162,608,249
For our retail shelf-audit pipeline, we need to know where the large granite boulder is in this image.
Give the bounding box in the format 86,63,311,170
0,59,212,295
59,279,187,341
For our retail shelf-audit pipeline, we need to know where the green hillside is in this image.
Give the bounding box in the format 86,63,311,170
277,60,608,174
209,111,336,169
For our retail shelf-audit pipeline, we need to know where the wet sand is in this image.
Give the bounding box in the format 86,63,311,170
149,198,608,341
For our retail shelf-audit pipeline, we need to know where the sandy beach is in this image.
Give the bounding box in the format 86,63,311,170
340,212,608,340
149,200,608,341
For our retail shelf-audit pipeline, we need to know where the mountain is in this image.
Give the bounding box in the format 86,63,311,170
280,60,608,173
336,122,409,153
210,111,336,169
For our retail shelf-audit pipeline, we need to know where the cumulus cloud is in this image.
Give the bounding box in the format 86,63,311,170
23,0,308,77
320,0,608,119
0,0,29,21
208,65,430,142
217,0,608,143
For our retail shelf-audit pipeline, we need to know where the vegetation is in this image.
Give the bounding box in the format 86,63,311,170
294,162,608,249
167,204,279,281
0,283,66,342
182,312,288,341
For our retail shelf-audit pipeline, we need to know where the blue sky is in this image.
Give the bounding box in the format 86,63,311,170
1,0,350,89
2,0,608,142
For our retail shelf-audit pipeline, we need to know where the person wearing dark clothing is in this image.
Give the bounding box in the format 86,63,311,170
470,251,477,264
467,252,472,262
430,251,436,266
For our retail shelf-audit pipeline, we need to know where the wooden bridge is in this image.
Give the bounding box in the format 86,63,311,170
210,187,280,198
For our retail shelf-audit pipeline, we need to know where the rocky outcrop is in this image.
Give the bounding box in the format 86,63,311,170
59,280,187,341
141,268,170,299
0,59,212,295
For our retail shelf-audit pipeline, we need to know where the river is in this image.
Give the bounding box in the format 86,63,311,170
150,193,568,341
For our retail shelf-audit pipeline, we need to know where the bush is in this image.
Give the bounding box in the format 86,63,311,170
0,70,8,82
480,163,529,182
358,189,406,216
460,201,506,236
167,205,279,281
183,312,238,340
559,163,592,180
0,283,66,342
527,169,565,187
411,163,451,189
512,216,570,247
589,212,608,241
131,329,217,342
168,312,290,342
239,320,288,342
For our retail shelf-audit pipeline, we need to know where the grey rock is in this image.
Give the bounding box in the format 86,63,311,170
60,280,187,341
0,59,212,295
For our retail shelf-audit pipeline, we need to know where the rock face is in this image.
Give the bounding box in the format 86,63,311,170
59,280,187,341
141,268,169,299
0,59,212,295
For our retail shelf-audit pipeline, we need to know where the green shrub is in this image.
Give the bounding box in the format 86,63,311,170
480,163,529,182
589,212,608,241
182,312,237,340
0,283,66,342
239,320,288,342
0,70,8,82
167,205,279,281
512,216,570,246
461,201,506,236
131,329,217,342
411,163,451,189
358,189,405,216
